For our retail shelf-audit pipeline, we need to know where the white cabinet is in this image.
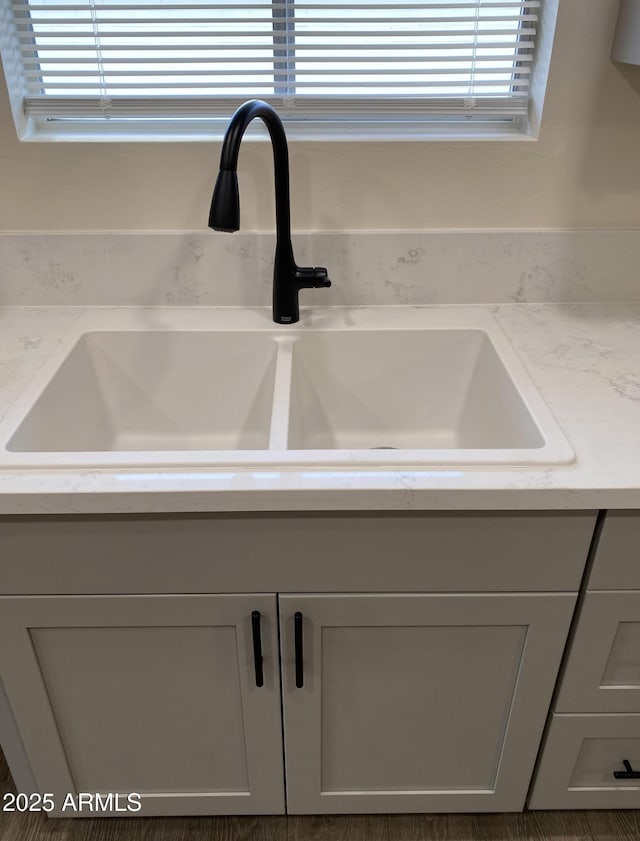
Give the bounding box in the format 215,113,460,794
0,511,596,816
530,713,640,809
280,593,575,813
556,591,640,713
0,589,576,816
530,511,640,809
0,595,285,816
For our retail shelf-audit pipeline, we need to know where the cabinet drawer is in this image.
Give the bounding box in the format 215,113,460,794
590,511,640,590
529,713,640,809
556,592,640,713
0,511,595,594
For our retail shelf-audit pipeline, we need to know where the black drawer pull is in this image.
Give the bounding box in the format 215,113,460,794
294,611,304,688
251,610,264,687
614,759,640,780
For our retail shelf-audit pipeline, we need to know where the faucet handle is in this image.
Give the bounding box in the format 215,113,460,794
295,266,331,289
312,267,331,288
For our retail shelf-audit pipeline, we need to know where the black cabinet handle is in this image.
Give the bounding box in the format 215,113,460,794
294,611,304,688
614,759,640,780
251,610,264,687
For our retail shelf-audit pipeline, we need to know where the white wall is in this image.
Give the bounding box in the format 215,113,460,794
1,0,639,232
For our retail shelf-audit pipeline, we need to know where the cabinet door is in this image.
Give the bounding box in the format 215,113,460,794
280,593,575,814
0,595,284,816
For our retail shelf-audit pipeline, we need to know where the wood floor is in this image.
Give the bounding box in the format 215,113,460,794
1,749,638,841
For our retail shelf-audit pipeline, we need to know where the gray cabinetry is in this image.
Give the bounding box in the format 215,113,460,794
556,591,640,713
0,594,285,816
530,714,640,809
0,511,596,816
530,511,640,809
280,593,574,814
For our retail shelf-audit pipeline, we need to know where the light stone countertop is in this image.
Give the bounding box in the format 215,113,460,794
0,303,638,515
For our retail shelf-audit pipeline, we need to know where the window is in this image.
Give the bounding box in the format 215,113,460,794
0,0,556,140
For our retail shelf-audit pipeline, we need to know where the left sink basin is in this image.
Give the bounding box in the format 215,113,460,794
6,331,279,453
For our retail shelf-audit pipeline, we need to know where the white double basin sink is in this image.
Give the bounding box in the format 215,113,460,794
0,308,574,470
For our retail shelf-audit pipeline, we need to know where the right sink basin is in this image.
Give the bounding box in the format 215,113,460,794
287,329,545,452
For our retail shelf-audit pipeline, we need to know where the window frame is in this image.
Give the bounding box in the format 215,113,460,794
0,0,559,142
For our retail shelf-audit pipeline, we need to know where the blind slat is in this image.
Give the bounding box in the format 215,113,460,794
25,94,530,115
19,15,537,25
18,28,536,39
13,1,541,8
20,54,535,65
19,40,536,52
25,67,532,78
31,83,532,91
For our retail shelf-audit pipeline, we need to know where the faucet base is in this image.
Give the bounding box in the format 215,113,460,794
273,266,331,325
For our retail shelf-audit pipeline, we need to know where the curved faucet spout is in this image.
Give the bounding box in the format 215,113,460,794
209,99,331,325
215,100,291,247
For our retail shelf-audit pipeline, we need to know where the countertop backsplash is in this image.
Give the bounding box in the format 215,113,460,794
1,230,639,307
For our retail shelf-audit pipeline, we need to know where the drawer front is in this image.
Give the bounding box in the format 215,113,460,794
590,511,640,590
556,592,640,713
0,512,595,595
529,713,640,809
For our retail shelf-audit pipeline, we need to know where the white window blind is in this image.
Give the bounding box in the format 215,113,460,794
1,0,543,139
